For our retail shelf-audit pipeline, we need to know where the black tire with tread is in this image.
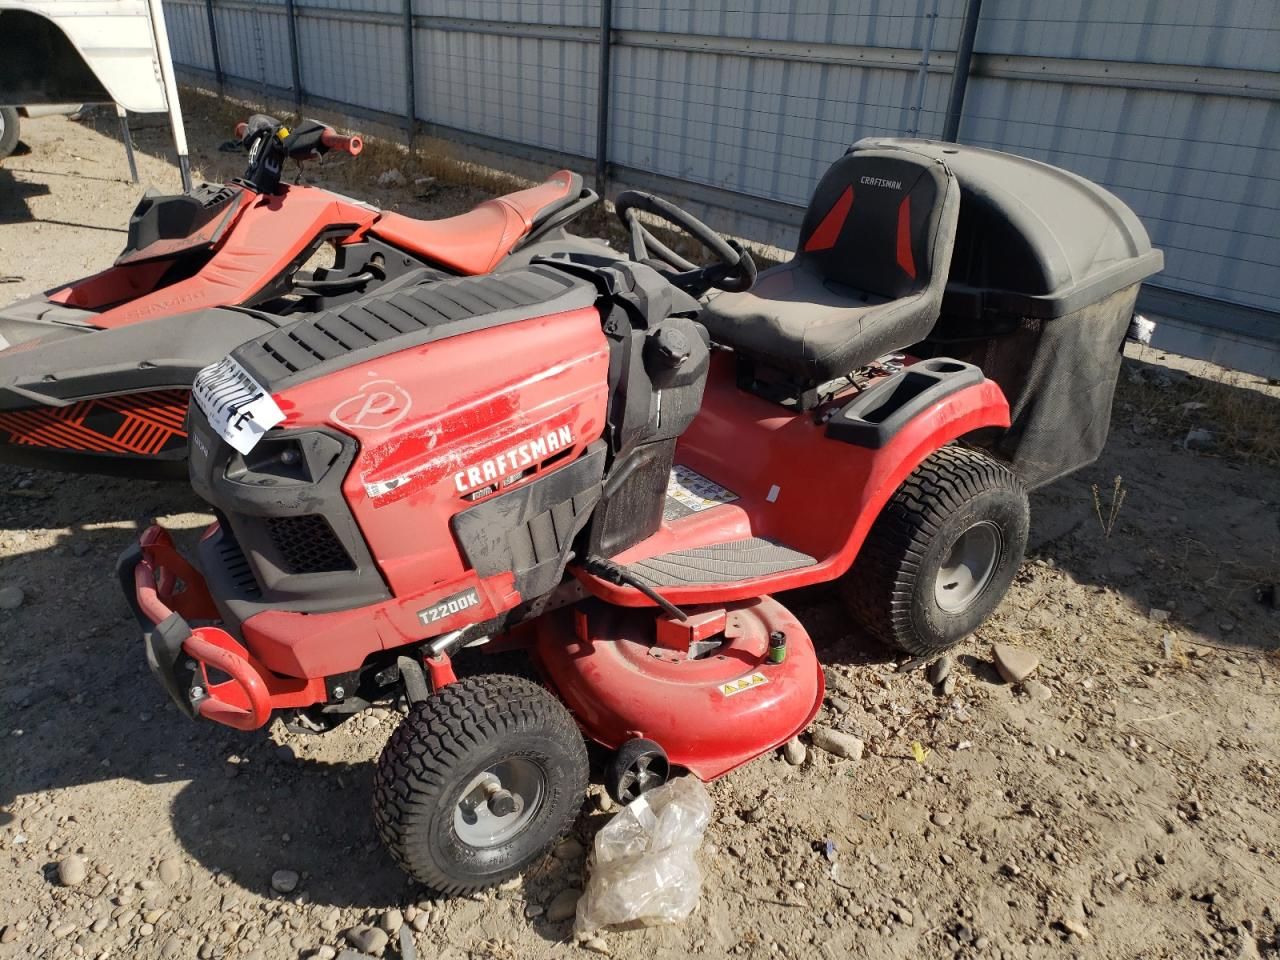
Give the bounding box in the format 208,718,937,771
373,674,588,895
841,445,1028,657
0,108,19,160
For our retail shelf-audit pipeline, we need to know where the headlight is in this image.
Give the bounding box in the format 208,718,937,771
224,431,347,486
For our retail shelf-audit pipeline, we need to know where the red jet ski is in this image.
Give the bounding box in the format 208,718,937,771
0,114,600,477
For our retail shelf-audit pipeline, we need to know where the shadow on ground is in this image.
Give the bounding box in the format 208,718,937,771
0,166,50,225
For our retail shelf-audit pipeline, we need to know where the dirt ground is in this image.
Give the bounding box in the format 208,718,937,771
1,108,1278,960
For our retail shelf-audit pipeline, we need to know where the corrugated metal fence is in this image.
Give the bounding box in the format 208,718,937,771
162,0,1280,376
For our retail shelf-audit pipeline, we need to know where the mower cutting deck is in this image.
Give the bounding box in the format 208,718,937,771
121,140,1162,895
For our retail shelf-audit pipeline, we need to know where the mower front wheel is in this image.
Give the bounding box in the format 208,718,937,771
842,445,1028,657
373,674,588,895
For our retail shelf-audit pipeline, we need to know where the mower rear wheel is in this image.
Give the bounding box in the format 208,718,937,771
372,674,588,895
842,446,1028,657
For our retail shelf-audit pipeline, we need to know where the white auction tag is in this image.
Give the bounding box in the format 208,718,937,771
191,355,285,455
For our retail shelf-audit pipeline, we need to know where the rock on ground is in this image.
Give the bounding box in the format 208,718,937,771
270,869,299,894
992,643,1040,683
545,889,582,923
378,908,402,933
57,855,87,887
782,737,807,765
809,727,865,761
158,857,183,886
1059,918,1091,940
1022,679,1053,701
344,926,389,955
554,837,585,860
1184,427,1215,450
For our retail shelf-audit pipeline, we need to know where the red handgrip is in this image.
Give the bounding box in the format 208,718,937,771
234,121,248,141
320,129,363,156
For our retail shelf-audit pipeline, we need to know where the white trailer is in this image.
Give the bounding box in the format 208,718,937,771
0,0,191,188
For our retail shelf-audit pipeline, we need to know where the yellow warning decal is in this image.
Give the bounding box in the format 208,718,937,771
720,671,770,697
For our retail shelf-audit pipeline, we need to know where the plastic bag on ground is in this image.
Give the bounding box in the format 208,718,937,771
574,776,713,933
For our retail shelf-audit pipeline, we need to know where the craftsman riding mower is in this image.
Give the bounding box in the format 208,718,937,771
121,140,1161,894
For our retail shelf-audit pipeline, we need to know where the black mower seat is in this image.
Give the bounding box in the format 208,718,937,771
702,149,959,382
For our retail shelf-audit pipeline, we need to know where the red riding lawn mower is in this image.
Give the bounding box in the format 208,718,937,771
120,140,1162,894
0,114,598,477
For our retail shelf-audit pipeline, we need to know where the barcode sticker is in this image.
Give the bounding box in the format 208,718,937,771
667,465,738,513
191,356,285,455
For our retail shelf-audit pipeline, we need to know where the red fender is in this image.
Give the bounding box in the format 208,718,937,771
574,357,1011,606
826,377,1011,579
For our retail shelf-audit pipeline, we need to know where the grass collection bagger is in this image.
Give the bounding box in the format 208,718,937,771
0,114,599,478
120,140,1162,894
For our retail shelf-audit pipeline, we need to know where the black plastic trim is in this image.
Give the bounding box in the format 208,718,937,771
115,541,149,631
143,614,199,721
233,264,596,392
278,235,450,314
117,543,198,720
939,252,1165,321
514,187,599,251
451,443,606,600
826,358,985,449
187,408,390,625
0,308,286,411
116,185,245,267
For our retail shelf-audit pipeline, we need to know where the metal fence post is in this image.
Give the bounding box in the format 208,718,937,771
403,0,417,143
909,0,940,136
285,0,303,110
943,0,983,141
204,0,224,87
594,0,613,195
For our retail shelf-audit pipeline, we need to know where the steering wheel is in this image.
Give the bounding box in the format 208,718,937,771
614,191,756,294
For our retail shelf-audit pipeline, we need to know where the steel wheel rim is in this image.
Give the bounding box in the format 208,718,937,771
934,520,1002,613
453,759,546,849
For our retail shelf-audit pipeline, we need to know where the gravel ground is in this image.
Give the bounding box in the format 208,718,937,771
1,110,1279,960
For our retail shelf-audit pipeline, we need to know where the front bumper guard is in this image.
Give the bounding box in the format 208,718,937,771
119,525,322,731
